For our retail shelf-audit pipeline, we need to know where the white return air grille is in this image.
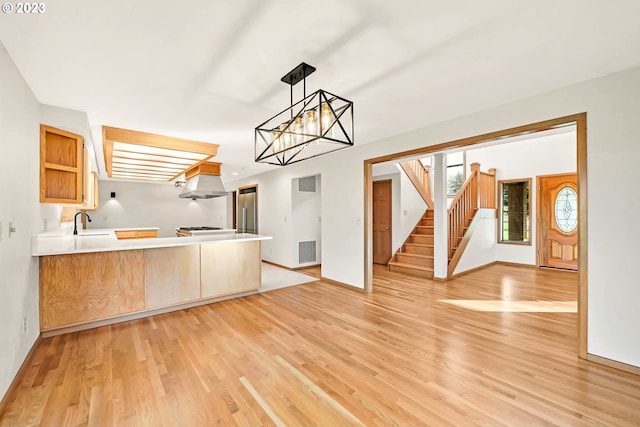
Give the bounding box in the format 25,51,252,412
298,176,316,192
298,241,317,264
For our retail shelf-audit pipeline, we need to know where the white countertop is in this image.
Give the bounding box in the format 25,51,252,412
32,228,272,256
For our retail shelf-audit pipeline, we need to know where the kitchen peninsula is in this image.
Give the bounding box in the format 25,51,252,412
33,229,272,336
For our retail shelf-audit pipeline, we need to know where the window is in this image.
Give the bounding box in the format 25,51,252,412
554,186,578,233
499,179,531,244
446,152,465,195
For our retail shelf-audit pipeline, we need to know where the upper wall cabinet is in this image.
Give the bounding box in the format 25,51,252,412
84,171,99,211
40,124,84,204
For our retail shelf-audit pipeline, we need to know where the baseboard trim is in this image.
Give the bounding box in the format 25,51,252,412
497,261,537,269
0,334,42,413
538,266,579,273
262,260,321,271
293,263,321,271
449,260,537,279
321,276,365,293
587,354,640,376
262,260,293,270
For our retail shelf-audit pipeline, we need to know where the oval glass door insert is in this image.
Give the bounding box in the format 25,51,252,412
554,186,578,233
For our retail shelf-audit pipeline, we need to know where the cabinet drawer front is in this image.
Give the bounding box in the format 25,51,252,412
115,230,137,239
137,230,158,238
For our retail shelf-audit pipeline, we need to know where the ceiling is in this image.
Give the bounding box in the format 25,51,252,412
1,0,639,183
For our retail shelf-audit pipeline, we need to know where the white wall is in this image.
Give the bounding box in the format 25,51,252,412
89,180,228,237
292,175,321,267
0,44,61,400
452,209,498,275
466,131,576,265
230,66,640,368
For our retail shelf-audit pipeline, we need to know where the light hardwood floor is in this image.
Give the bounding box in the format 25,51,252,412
2,264,640,426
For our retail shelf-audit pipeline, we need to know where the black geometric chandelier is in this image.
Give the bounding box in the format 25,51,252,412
255,62,354,166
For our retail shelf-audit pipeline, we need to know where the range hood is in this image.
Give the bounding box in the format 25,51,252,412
179,163,227,199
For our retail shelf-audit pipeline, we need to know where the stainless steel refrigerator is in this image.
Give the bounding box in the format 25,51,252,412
237,186,257,234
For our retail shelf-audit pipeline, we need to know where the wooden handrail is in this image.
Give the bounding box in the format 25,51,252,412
399,160,434,209
478,168,496,208
447,163,496,260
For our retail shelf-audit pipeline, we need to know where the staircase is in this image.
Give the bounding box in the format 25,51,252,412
388,209,435,278
387,160,496,279
447,163,495,276
388,160,435,278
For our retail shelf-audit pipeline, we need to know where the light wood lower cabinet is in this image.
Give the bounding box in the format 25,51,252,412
201,240,261,298
145,246,200,309
40,250,145,330
39,241,262,333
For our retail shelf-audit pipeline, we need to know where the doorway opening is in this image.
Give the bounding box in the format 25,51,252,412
364,113,587,358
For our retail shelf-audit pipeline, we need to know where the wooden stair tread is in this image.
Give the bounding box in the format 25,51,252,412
404,243,434,248
398,252,433,260
388,261,434,272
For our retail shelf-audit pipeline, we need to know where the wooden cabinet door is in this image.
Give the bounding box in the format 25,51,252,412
145,246,201,309
201,241,261,298
86,172,99,210
79,149,98,210
40,125,84,204
40,251,145,330
538,174,578,270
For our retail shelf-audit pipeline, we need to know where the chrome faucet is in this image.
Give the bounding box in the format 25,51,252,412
73,211,92,235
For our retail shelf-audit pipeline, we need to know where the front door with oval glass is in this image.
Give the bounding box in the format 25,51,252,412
537,173,578,270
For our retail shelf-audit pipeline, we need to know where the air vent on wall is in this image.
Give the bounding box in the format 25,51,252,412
298,176,316,192
298,241,317,264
